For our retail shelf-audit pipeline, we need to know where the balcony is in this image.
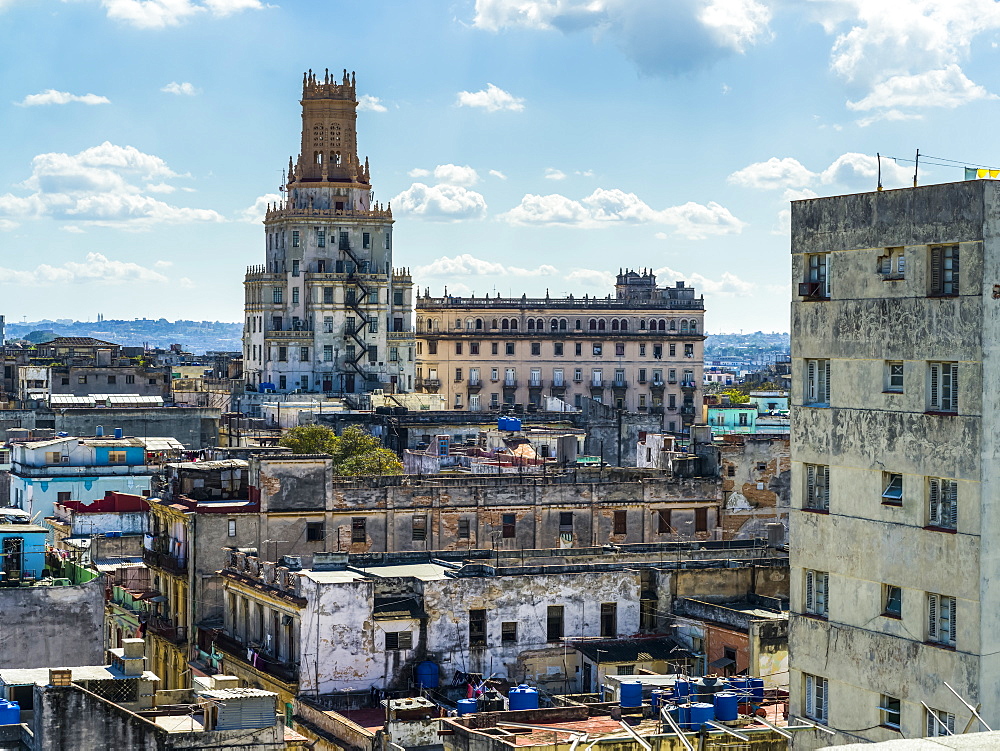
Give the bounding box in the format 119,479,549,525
211,630,299,684
528,379,544,390
681,380,697,390
143,548,188,576
11,462,156,478
612,380,628,390
415,378,441,390
467,378,483,391
146,616,187,646
503,379,518,389
263,330,313,340
590,381,605,390
651,406,664,415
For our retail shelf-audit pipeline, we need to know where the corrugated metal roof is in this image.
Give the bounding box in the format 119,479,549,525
139,437,186,451
49,395,96,407
93,557,145,572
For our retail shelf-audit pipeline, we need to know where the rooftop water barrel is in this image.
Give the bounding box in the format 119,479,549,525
508,684,539,710
713,692,739,722
0,700,19,725
688,702,714,729
750,678,765,703
664,703,680,726
620,680,643,708
508,417,522,431
457,699,478,716
415,661,439,689
673,680,691,699
114,427,124,439
676,703,691,730
96,425,104,437
650,690,667,709
728,677,751,698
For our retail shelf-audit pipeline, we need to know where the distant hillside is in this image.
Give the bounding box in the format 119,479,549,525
5,319,243,354
705,331,790,362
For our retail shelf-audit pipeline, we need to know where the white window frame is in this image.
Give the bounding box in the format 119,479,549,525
927,593,957,648
805,253,830,297
804,674,828,724
879,695,901,729
804,359,831,406
928,362,958,412
805,464,830,510
805,569,829,617
885,361,904,393
928,478,957,529
882,473,903,504
926,707,955,737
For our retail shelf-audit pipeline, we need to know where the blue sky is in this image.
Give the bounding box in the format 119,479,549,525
2,0,1000,333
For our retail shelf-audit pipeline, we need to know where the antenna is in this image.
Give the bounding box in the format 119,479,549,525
913,148,920,188
876,153,883,192
279,169,286,194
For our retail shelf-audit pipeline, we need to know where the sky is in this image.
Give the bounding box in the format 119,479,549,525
2,1,1000,334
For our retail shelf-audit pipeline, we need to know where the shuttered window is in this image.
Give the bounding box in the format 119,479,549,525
926,707,956,737
927,478,958,529
385,631,412,650
805,464,830,510
928,362,959,413
927,593,957,647
929,244,959,297
805,359,831,405
805,570,829,617
804,674,828,723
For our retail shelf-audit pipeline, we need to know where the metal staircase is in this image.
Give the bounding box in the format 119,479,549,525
340,233,374,389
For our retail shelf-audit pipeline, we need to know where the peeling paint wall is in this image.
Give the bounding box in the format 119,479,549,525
720,435,790,540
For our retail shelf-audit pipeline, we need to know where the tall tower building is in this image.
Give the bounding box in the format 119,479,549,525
243,69,415,396
788,180,998,746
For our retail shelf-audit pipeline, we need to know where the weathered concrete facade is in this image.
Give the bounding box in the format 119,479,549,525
788,180,999,746
720,434,790,539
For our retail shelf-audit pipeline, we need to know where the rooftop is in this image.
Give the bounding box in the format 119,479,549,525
573,637,689,663
0,665,156,685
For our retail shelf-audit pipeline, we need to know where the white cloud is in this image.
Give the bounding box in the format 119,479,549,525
576,169,594,177
154,260,173,268
161,81,198,96
391,183,488,221
727,157,817,190
472,0,773,76
565,268,616,289
100,0,264,28
415,254,557,279
654,231,668,240
433,164,480,187
847,64,995,111
500,188,745,239
854,108,924,127
357,94,387,112
408,168,431,178
456,83,525,112
0,252,169,286
0,220,19,231
17,90,110,107
544,168,567,180
239,193,281,223
818,152,912,188
0,142,224,229
145,182,176,194
489,169,507,180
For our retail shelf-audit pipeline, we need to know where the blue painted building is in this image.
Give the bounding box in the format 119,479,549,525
0,510,49,581
706,405,758,435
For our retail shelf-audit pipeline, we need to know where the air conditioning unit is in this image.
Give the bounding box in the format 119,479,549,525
798,282,823,297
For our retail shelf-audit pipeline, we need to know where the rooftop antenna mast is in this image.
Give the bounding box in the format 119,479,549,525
913,149,920,188
876,153,883,192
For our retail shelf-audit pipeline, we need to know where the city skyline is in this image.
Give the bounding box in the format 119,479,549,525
2,1,1000,332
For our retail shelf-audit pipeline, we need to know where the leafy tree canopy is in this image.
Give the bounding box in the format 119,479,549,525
722,389,751,404
279,424,402,476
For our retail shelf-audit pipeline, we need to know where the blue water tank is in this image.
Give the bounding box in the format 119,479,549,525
114,427,124,439
650,690,667,709
457,699,478,716
750,678,765,703
673,680,691,699
95,425,104,437
676,703,691,730
508,684,539,710
415,661,439,689
0,700,20,725
728,677,751,698
688,702,714,729
105,531,122,538
713,692,739,722
619,681,643,708
508,417,522,432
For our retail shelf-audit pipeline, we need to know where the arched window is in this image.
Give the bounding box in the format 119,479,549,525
680,320,689,333
455,318,462,329
528,319,536,330
669,319,676,331
476,318,484,330
466,318,474,330
426,318,433,331
576,319,582,330
589,319,597,331
560,319,568,330
551,319,559,331
659,320,667,331
501,319,509,330
511,319,518,330
537,318,544,330
315,152,323,164
620,319,628,331
611,320,619,331
491,319,498,329
690,320,698,333
598,319,606,331
640,319,647,331
334,151,342,165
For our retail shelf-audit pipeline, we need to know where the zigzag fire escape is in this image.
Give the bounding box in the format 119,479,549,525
340,232,373,391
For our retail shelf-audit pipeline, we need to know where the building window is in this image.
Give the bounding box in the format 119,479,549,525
575,343,582,356
278,346,287,362
547,605,564,642
885,361,904,393
273,287,283,304
470,342,480,355
291,230,299,247
695,507,708,533
880,695,901,729
455,342,463,355
928,478,957,529
559,512,573,533
368,346,377,363
454,368,463,382
802,253,830,298
805,569,829,617
617,664,635,676
363,232,371,249
505,343,515,356
593,343,603,356
531,342,541,356
300,347,309,362
306,522,325,542
126,375,134,384
412,515,427,541
926,708,956,737
883,585,902,618
929,244,959,297
573,369,582,382
882,473,903,506
878,247,905,279
927,593,957,647
352,518,366,543
657,509,672,534
389,347,399,362
317,228,325,247
56,491,71,502
385,631,413,650
107,451,127,464
804,359,831,405
501,513,515,538
501,622,517,643
279,375,287,389
458,518,470,539
469,609,487,647
323,345,333,362
600,603,617,637
554,342,564,356
805,464,830,511
615,343,625,357
804,674,828,724
613,510,627,535
428,342,437,355
323,287,334,304
928,362,958,413
228,519,236,537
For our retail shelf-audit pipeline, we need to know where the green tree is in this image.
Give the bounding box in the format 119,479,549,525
722,389,750,404
278,424,402,476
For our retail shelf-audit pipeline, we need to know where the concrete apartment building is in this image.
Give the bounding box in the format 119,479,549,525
243,70,415,398
788,180,998,745
414,269,705,429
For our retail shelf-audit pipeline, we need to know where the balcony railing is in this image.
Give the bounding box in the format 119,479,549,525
143,548,188,576
612,380,628,389
11,463,156,477
415,378,441,389
263,330,313,339
503,379,517,388
528,379,543,389
590,381,604,389
211,630,299,684
416,297,705,311
146,617,187,645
